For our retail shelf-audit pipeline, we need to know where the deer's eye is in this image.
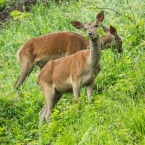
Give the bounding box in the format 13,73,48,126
95,24,98,27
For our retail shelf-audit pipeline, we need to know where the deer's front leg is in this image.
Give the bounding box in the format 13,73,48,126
72,82,81,102
86,81,94,102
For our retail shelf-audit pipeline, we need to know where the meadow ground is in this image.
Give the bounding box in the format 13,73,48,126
0,0,145,144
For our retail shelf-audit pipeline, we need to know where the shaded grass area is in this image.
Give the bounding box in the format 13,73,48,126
0,0,145,144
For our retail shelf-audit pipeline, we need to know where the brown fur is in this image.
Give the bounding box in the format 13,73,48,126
100,25,122,53
14,21,122,89
38,11,104,125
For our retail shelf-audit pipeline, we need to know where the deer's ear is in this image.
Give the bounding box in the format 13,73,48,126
101,24,110,34
110,25,117,35
96,10,104,23
71,21,85,29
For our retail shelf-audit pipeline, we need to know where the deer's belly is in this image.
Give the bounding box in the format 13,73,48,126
54,77,72,93
35,54,65,68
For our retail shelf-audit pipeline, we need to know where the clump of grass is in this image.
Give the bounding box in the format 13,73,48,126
1,0,145,144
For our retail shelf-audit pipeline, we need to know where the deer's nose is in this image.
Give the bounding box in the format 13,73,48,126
88,31,92,35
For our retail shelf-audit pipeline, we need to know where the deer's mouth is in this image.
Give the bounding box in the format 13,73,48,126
88,34,99,39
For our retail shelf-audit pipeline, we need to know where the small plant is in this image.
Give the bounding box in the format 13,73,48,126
0,0,6,11
10,10,30,20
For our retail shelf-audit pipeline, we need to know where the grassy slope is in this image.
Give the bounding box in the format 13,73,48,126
0,0,145,144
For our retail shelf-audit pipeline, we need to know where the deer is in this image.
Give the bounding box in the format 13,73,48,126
100,25,122,54
38,11,104,125
14,17,122,90
99,25,122,53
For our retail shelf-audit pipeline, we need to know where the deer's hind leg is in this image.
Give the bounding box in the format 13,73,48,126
39,85,62,125
14,60,35,89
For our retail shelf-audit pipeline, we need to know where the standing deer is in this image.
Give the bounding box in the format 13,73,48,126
14,18,122,89
38,11,104,124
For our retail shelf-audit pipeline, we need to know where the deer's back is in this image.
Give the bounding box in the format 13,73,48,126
38,49,100,93
20,32,88,56
18,32,89,67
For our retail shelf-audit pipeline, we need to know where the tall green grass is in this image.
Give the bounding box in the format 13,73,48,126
0,0,145,144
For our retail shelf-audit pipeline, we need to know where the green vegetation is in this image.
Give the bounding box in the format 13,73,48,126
0,0,145,144
0,0,6,11
0,0,21,11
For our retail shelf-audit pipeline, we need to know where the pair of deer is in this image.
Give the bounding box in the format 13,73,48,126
14,11,122,125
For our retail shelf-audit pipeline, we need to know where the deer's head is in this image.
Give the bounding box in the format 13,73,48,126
102,25,123,53
71,11,104,40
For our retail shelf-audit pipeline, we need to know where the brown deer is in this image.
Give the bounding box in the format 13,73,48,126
14,19,122,90
38,11,104,124
70,24,122,53
100,25,122,53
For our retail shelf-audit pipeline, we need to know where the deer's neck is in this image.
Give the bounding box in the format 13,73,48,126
89,37,101,66
100,35,113,50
